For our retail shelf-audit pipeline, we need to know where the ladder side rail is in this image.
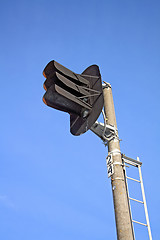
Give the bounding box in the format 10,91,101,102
123,162,136,240
137,157,152,240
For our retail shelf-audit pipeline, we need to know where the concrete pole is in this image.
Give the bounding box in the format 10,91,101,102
103,83,134,240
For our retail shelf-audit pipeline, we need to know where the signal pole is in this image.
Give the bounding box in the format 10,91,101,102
103,83,134,240
43,60,151,239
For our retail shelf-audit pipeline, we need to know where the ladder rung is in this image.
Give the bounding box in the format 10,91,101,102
124,164,130,168
122,154,142,166
132,219,147,226
126,176,140,183
129,197,144,204
124,160,138,167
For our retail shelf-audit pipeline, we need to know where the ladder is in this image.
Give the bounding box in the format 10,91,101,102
91,119,152,239
122,155,152,240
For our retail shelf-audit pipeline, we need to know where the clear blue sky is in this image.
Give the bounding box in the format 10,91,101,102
0,0,160,239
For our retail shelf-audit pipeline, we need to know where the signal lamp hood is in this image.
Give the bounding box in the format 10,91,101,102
42,60,104,136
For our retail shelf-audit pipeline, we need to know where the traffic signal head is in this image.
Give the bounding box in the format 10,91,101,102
42,60,104,136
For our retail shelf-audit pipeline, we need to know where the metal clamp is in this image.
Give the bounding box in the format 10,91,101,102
90,111,120,145
91,121,118,144
102,81,111,89
111,177,124,181
109,149,121,155
113,162,123,166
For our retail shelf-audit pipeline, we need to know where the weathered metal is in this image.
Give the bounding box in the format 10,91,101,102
42,61,104,135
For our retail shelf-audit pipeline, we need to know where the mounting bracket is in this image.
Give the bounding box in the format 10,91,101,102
90,120,119,145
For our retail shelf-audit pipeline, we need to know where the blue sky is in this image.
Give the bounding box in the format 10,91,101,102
0,0,160,239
